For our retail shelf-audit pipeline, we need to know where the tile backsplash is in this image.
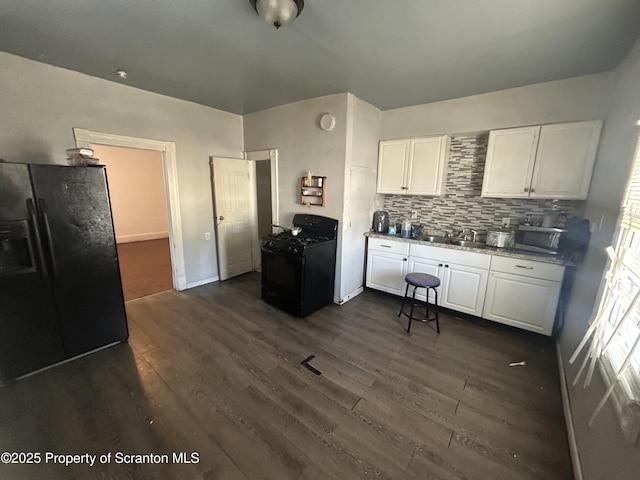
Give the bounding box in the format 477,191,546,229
379,133,581,235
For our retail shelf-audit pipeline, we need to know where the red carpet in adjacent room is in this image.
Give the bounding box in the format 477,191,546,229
116,238,173,301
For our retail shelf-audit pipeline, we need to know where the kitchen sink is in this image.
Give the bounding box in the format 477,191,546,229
420,235,450,244
451,239,487,249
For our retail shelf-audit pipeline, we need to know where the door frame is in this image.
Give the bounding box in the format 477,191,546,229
73,128,186,290
244,149,279,271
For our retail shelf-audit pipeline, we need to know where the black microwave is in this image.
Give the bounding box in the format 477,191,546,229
514,225,567,255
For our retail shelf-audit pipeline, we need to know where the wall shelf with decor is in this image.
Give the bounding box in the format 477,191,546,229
300,175,326,206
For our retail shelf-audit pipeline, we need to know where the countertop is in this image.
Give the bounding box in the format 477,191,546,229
364,231,570,266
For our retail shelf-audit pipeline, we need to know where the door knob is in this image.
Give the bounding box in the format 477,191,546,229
218,216,224,221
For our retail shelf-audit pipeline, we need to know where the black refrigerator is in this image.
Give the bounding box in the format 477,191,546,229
0,162,128,380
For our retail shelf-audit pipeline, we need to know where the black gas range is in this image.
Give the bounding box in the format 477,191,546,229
261,214,338,317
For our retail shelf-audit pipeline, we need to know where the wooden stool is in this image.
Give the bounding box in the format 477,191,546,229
398,272,441,334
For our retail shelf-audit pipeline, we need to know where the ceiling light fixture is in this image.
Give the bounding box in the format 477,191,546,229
249,0,304,29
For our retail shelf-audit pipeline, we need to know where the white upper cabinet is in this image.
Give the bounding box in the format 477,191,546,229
376,139,409,194
481,126,540,198
406,136,450,195
377,135,450,196
481,120,602,199
530,120,602,199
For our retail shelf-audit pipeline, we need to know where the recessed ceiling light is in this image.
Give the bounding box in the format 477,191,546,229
116,70,128,79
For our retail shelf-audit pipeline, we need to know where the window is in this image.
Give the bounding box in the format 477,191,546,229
571,132,640,444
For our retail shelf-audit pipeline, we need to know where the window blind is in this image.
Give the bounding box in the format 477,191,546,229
571,132,640,445
621,140,640,231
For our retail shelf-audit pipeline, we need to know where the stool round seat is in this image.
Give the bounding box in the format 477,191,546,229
398,273,441,334
405,272,440,288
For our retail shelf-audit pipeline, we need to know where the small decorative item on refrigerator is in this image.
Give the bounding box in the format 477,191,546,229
66,148,99,166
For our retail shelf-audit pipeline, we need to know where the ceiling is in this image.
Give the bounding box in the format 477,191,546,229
1,0,639,115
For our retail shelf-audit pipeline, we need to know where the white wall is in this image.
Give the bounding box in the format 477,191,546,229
381,73,613,139
337,94,380,302
559,38,640,480
94,145,168,243
243,94,349,225
243,93,382,305
0,51,243,287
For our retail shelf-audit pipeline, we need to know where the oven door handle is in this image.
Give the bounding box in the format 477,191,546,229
261,246,302,260
261,246,297,257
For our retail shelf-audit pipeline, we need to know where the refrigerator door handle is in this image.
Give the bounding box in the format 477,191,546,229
38,198,58,281
26,198,50,280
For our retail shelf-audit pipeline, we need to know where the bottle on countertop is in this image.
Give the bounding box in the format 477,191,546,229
400,218,412,239
388,218,397,235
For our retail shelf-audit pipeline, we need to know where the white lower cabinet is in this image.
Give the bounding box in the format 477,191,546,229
483,256,564,336
365,237,564,336
365,238,409,296
408,244,490,317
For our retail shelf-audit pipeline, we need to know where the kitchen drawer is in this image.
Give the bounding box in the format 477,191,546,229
410,243,491,269
489,255,564,281
368,237,410,255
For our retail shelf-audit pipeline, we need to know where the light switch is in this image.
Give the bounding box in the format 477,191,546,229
205,232,211,240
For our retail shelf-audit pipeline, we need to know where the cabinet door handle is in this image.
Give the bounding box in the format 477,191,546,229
515,264,534,269
380,245,391,248
530,188,535,193
404,258,407,261
445,264,449,268
401,186,408,190
524,187,529,192
438,263,443,267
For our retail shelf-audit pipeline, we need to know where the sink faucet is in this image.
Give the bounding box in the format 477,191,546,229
454,229,467,240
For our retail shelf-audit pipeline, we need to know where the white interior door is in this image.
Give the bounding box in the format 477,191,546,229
212,157,254,281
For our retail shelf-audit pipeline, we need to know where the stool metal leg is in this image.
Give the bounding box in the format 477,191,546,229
398,282,410,318
433,288,440,334
407,286,418,333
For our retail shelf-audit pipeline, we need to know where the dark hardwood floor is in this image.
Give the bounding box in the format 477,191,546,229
0,273,573,479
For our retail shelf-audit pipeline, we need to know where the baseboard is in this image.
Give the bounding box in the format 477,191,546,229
335,286,364,305
556,342,584,480
116,232,169,243
186,276,219,289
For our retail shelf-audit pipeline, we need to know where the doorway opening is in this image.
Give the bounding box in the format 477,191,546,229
92,144,172,301
246,149,279,273
73,128,186,292
245,149,280,272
